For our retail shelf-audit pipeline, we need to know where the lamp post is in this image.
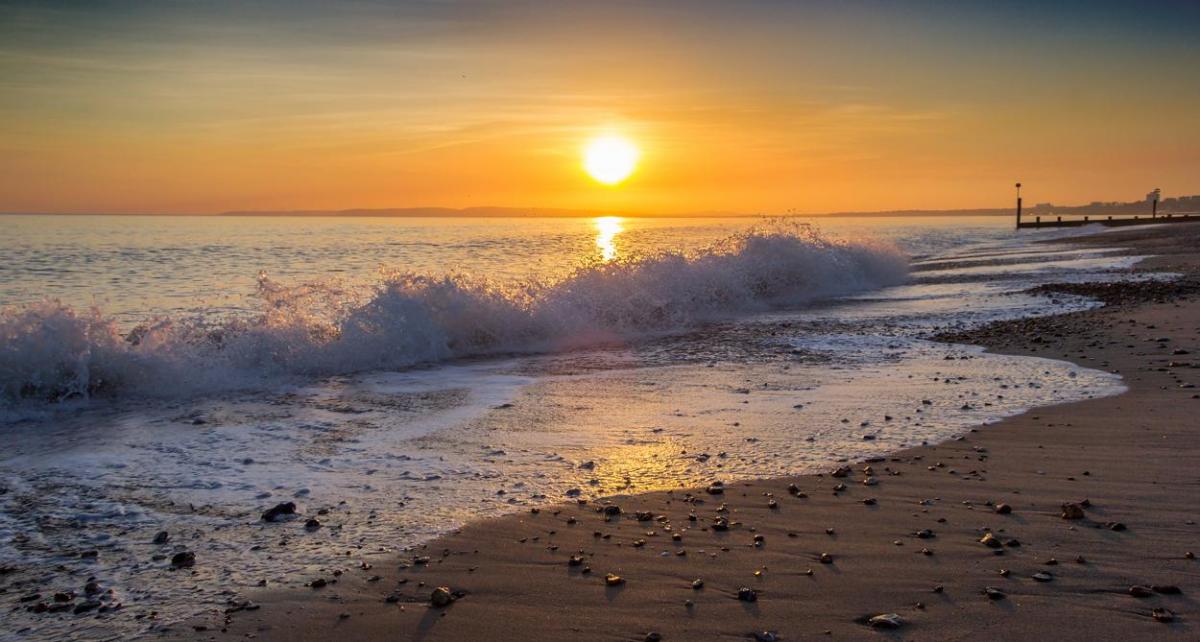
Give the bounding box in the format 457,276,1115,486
1015,182,1022,229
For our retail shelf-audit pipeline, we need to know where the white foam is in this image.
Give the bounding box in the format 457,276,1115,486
0,223,907,407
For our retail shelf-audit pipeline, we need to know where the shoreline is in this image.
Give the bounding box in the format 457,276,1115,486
165,224,1200,641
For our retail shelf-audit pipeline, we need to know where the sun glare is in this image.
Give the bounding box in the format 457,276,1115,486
594,216,623,261
583,135,639,185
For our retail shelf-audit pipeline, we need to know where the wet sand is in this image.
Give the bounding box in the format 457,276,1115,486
168,224,1200,641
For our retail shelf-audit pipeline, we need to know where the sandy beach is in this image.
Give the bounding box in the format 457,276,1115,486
155,223,1200,641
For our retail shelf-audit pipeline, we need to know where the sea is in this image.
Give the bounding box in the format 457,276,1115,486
0,214,1156,640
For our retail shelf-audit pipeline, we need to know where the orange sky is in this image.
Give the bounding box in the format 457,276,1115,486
1,1,1198,215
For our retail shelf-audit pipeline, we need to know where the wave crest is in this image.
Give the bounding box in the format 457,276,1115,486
1,223,908,404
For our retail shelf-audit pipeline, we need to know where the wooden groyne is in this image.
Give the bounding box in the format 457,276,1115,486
1017,212,1199,229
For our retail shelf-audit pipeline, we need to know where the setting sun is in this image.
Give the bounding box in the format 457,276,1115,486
583,135,639,185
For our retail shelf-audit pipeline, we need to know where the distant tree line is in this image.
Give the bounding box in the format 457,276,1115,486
1030,194,1200,216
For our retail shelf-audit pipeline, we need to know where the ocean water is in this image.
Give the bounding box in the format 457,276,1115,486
0,214,1152,640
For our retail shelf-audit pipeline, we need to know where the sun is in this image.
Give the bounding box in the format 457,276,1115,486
583,135,639,185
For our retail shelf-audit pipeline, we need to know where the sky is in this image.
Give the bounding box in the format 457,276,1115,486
1,0,1198,215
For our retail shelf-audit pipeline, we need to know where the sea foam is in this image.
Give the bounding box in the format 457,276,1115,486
0,223,908,404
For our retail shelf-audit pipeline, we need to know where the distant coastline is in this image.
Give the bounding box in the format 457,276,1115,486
3,194,1197,219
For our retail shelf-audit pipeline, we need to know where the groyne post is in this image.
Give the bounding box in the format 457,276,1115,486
1014,182,1023,228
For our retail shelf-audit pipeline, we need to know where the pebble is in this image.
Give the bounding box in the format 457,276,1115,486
170,551,196,568
431,586,454,607
262,502,297,522
1129,585,1154,598
1060,502,1086,520
1152,608,1175,623
868,613,904,629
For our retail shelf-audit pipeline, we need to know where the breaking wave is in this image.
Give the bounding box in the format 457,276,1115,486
0,224,908,405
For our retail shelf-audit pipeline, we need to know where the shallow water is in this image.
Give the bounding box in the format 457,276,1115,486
0,215,1151,640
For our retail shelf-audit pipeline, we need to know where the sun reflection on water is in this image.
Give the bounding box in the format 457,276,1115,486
594,216,623,262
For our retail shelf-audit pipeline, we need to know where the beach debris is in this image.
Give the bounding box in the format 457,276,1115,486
737,587,758,602
868,613,904,629
262,502,297,522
